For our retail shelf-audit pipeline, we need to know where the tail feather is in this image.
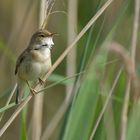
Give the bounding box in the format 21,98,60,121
15,87,19,104
15,83,25,104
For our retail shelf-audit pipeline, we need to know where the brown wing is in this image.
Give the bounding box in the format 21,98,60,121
15,50,27,75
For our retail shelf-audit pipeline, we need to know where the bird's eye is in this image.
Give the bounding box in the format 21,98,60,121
39,34,45,37
34,48,40,50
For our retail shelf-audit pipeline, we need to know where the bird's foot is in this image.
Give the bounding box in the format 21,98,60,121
30,88,37,95
38,78,45,85
26,80,37,95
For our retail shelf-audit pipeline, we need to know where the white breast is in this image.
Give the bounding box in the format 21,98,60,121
40,48,51,59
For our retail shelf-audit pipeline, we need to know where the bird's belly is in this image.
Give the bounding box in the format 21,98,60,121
18,59,51,81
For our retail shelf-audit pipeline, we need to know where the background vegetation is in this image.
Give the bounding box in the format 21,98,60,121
0,0,140,140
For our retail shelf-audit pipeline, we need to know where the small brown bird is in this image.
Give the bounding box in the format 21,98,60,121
15,29,54,104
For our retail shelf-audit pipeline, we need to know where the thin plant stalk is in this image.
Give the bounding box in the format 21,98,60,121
89,68,122,140
66,0,77,98
119,79,131,140
31,0,47,140
0,84,17,122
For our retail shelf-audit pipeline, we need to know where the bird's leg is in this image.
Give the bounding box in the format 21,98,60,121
26,81,37,95
38,78,45,85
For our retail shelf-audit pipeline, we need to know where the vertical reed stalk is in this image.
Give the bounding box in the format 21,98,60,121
66,0,77,99
31,0,46,140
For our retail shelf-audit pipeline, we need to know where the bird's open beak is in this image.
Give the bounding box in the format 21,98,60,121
50,32,59,37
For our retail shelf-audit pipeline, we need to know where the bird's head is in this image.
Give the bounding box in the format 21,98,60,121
29,29,55,50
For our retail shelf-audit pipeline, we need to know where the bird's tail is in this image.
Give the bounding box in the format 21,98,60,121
16,81,26,104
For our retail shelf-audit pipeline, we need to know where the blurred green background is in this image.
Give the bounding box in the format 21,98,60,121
0,0,140,140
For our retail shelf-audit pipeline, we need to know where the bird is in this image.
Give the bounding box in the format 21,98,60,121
15,29,54,104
